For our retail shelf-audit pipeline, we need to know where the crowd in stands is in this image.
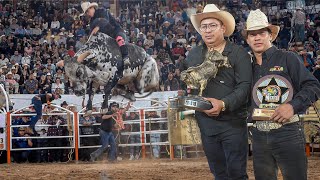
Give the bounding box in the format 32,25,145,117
0,0,319,95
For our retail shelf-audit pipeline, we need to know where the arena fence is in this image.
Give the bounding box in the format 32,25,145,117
2,98,177,163
6,104,75,163
78,99,171,159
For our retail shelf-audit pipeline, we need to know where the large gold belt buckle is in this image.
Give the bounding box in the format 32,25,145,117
254,114,299,132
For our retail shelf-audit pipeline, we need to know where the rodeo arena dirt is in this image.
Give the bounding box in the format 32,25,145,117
1,0,320,180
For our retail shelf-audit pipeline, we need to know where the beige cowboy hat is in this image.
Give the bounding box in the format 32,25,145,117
190,4,235,37
80,2,98,16
242,9,280,42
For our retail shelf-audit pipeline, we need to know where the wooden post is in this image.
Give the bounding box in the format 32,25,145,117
170,145,174,160
6,112,11,164
305,143,311,157
140,109,146,159
74,112,79,161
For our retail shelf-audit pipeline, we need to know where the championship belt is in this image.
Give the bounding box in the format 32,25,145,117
252,75,295,131
177,95,213,111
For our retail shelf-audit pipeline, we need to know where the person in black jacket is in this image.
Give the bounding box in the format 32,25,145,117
244,9,320,180
79,2,131,74
181,4,252,179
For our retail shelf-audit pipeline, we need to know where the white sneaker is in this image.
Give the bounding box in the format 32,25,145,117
129,155,135,160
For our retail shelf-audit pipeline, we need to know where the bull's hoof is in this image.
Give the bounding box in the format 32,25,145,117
100,108,108,114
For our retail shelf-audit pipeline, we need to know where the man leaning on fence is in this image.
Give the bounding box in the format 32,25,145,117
180,4,252,179
244,9,320,180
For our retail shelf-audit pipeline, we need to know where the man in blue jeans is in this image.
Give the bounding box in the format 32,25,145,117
90,102,118,162
244,9,320,180
29,92,61,134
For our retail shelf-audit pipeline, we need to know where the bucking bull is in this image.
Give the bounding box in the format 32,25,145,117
57,32,159,113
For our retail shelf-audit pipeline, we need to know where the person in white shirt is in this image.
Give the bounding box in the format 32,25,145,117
21,53,31,65
50,17,60,33
51,77,65,94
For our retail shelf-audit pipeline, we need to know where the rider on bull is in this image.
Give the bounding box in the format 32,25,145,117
80,2,131,79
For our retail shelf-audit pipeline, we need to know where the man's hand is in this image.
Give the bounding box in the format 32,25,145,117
270,103,294,123
91,27,100,35
203,98,224,117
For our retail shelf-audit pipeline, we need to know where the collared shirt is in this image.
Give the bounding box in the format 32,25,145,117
292,11,306,25
252,46,320,114
181,41,252,135
80,116,96,135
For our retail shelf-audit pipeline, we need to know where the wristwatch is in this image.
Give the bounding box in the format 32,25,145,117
221,101,226,112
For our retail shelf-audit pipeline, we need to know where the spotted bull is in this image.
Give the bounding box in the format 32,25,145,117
57,32,159,113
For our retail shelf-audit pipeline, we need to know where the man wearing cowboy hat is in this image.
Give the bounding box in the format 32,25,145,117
79,2,131,74
244,9,320,180
292,6,306,42
181,4,252,179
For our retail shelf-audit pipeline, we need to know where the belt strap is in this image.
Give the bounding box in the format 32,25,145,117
253,114,299,132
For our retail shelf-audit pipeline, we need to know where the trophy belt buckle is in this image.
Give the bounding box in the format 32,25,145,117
253,114,299,132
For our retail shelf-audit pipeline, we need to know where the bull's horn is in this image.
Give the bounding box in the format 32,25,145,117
77,51,91,63
56,60,64,67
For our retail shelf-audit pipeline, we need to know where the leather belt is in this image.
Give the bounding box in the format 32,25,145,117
253,114,299,132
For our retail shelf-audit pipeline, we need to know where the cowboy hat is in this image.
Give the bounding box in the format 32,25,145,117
190,4,235,37
80,2,98,16
51,108,62,113
242,9,279,42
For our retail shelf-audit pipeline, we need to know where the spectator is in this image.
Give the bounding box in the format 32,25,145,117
145,111,160,158
11,66,20,84
144,35,154,47
5,71,19,94
51,16,60,33
126,112,141,160
23,72,39,94
0,53,9,67
278,21,291,49
47,114,67,162
292,6,306,42
79,114,97,161
10,51,22,65
164,71,179,91
54,68,65,82
67,45,75,57
51,77,65,94
12,127,33,163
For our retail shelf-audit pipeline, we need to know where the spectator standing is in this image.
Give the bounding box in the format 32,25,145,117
126,112,141,160
292,6,306,42
79,114,97,161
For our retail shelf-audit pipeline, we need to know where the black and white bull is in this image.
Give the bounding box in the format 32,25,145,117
57,32,159,113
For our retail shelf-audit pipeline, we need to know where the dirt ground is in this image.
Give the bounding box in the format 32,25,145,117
0,157,320,180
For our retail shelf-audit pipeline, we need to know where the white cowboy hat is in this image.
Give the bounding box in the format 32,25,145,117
190,4,235,37
242,9,279,42
80,2,98,16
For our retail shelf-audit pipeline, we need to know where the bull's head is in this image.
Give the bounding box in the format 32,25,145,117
57,53,92,96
